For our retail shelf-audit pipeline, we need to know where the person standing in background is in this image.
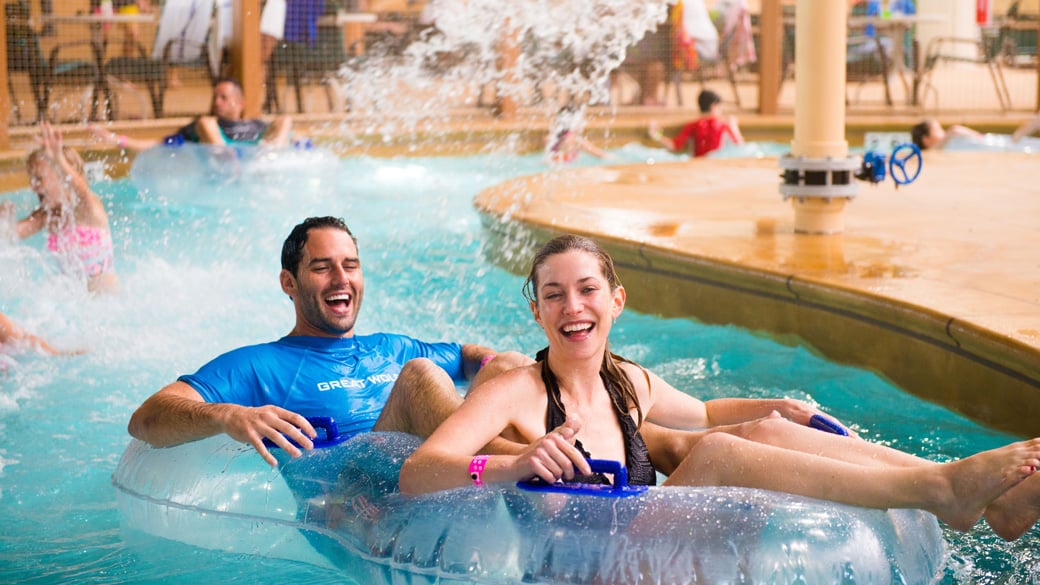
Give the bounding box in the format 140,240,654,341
91,0,153,57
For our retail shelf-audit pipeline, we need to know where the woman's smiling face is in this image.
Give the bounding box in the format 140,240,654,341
531,249,625,356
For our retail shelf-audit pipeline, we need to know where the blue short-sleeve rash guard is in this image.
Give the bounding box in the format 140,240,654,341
178,333,464,437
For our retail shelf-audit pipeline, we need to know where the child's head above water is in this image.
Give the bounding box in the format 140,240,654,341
26,146,85,204
27,145,85,177
697,89,723,114
910,118,944,150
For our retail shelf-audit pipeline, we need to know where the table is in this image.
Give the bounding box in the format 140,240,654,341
318,10,378,56
38,13,157,25
846,13,947,104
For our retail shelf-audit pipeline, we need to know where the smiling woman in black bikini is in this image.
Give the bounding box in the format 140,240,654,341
400,234,1040,541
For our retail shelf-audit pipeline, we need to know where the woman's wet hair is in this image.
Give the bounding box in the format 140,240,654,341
281,216,357,276
523,234,645,426
523,234,620,303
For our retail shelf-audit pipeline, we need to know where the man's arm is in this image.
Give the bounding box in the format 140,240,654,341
260,116,293,147
194,117,228,145
127,381,316,466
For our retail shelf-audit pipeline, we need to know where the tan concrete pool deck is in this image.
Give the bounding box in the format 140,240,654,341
475,150,1040,438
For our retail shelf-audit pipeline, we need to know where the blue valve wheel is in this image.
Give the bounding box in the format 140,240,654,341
888,143,922,185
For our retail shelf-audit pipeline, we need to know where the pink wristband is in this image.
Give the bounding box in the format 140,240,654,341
468,455,489,487
479,354,497,370
117,135,127,148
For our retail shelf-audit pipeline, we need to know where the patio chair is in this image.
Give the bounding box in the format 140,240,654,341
994,0,1038,68
846,33,894,106
103,41,167,118
265,21,348,114
916,36,1012,111
5,0,108,122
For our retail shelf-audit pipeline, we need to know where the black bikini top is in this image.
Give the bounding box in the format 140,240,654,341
536,348,657,487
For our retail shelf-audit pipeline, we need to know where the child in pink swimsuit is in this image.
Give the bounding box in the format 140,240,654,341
1,122,119,294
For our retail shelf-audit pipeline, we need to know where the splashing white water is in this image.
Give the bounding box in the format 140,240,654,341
338,0,672,133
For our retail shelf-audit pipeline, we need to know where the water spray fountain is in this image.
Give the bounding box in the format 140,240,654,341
335,0,672,149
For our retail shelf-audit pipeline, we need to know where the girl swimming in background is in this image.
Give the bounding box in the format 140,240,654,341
546,103,610,165
1,122,119,294
400,234,1040,542
547,129,609,165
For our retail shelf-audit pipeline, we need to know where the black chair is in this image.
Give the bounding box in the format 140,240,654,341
846,33,894,106
995,0,1038,67
104,41,167,118
266,22,348,114
5,0,108,122
917,36,1012,112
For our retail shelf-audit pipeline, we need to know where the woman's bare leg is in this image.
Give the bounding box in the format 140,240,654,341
739,415,927,468
664,432,1040,534
645,417,1040,539
642,414,925,476
984,473,1040,540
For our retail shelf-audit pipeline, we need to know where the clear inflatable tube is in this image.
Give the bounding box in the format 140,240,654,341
111,432,946,584
129,142,344,202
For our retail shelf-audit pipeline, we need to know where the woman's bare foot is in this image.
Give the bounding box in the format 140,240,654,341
931,439,1040,532
984,471,1040,541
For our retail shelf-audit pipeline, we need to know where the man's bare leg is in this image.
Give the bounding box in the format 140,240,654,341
372,355,528,454
643,414,927,476
372,358,460,438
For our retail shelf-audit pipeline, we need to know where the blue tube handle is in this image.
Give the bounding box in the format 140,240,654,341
809,414,849,436
587,459,628,488
262,416,352,449
516,458,648,498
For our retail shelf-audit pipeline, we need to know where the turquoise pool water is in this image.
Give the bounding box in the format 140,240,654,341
0,144,1035,584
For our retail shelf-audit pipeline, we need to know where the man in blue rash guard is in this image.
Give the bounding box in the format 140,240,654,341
127,216,528,467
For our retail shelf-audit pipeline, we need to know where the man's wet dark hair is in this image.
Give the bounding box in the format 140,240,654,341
281,216,357,276
697,89,722,114
910,120,931,150
213,76,244,94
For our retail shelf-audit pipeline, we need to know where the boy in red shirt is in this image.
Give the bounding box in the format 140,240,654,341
648,89,743,157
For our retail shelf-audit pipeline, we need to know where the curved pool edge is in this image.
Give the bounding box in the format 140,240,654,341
474,154,1040,438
